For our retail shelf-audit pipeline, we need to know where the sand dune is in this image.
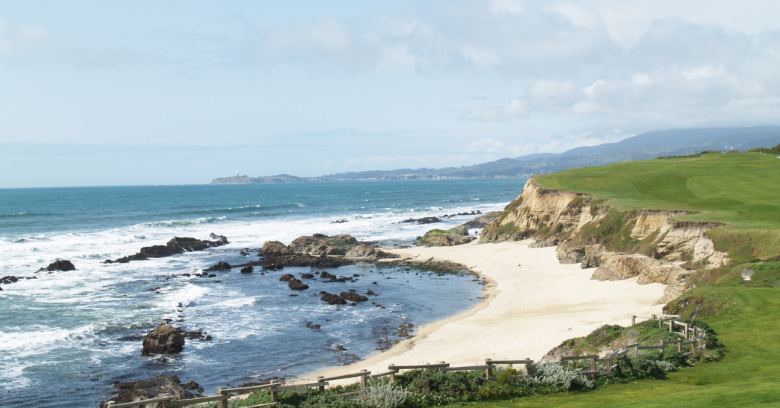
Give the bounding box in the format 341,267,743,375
307,240,665,383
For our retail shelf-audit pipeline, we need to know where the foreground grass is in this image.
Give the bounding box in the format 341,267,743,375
471,285,780,407
535,152,780,262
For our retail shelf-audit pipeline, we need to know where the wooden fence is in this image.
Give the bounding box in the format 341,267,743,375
106,314,707,408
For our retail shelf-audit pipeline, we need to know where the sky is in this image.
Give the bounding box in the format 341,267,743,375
2,0,780,187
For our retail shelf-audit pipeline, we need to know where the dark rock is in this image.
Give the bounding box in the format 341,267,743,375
288,279,309,290
105,236,228,264
309,324,321,330
37,260,76,272
183,330,212,341
240,266,254,273
321,293,347,305
401,216,440,224
279,274,295,281
260,241,290,256
1,276,20,285
366,290,376,295
182,380,204,393
301,273,315,279
320,271,336,279
240,251,249,256
105,375,200,407
205,261,231,272
340,292,368,302
208,274,216,278
331,219,349,224
142,324,185,356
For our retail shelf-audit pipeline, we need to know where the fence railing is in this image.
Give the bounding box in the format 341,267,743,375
106,314,707,407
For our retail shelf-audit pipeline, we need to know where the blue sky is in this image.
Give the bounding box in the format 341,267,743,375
2,0,780,187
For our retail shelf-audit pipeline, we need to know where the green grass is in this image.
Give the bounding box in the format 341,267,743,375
535,152,780,262
471,152,780,407
471,285,780,407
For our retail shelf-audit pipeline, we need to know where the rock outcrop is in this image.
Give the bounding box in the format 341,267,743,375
37,260,76,273
463,211,503,228
418,227,476,247
105,235,228,264
142,324,185,356
105,375,201,407
204,261,231,271
479,177,731,303
258,234,398,268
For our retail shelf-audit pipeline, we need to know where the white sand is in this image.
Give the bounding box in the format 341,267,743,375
305,240,665,383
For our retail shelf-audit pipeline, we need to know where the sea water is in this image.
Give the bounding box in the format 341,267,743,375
0,178,526,407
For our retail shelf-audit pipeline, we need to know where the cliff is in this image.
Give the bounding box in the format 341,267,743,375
480,177,730,304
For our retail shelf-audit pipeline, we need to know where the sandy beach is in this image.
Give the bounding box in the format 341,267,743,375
306,240,665,383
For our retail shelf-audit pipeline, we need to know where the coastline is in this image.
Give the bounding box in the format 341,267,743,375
302,239,666,384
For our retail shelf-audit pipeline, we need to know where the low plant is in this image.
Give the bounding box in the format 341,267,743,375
358,378,410,408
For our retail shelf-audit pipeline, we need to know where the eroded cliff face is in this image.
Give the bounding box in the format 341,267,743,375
480,177,730,304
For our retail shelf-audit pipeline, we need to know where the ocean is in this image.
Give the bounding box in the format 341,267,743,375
0,178,526,407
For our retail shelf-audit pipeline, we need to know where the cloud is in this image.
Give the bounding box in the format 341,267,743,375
0,16,50,57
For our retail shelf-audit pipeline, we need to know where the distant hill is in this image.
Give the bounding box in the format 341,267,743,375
211,126,780,184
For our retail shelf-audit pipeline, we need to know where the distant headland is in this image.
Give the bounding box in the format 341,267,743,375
211,126,780,184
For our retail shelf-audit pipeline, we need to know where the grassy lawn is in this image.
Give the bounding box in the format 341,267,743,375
468,152,780,407
535,152,780,262
471,285,780,407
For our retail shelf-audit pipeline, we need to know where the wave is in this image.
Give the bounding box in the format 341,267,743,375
141,216,227,228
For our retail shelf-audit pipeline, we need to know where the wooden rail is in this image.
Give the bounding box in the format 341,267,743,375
105,314,708,407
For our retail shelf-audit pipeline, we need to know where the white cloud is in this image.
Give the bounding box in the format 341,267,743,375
0,16,49,57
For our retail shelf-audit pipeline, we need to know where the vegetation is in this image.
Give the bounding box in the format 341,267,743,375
536,152,780,263
747,143,780,155
466,151,780,406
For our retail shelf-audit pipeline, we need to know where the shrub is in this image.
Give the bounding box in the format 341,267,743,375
358,378,409,408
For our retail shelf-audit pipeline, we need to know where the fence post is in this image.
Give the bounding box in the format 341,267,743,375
360,369,368,390
590,357,596,378
669,320,674,332
388,364,395,383
657,316,662,329
485,358,493,379
217,387,228,408
107,402,115,408
270,380,279,403
634,344,639,358
684,324,689,339
317,376,325,392
631,315,636,325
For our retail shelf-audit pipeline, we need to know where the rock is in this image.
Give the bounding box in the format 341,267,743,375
37,260,76,272
142,324,185,356
106,236,228,264
418,228,476,247
321,293,347,305
182,330,212,341
182,380,204,393
463,211,502,228
260,241,290,256
205,261,231,272
288,279,309,290
106,375,200,407
279,274,295,281
320,271,336,279
301,273,315,279
331,219,349,224
240,266,253,273
344,244,398,260
340,292,368,302
401,216,440,224
1,276,20,285
366,290,376,295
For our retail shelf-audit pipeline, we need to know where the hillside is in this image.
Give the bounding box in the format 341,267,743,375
212,126,780,183
475,150,780,407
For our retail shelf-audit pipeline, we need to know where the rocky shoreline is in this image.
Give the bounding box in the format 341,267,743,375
96,211,490,406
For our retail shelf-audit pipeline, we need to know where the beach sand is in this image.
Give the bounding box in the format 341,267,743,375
305,240,665,383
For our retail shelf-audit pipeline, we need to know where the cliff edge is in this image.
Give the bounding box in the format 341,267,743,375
480,177,730,304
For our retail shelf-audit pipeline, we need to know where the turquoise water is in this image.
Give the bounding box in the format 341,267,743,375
0,179,526,407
